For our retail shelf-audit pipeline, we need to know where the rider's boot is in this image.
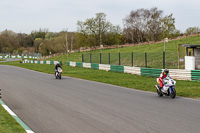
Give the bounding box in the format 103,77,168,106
159,86,162,91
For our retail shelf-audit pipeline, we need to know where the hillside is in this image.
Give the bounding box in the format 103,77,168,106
42,35,200,69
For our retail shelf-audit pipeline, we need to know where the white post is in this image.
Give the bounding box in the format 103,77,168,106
164,38,168,52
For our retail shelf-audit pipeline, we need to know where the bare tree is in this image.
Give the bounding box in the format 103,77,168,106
123,7,165,43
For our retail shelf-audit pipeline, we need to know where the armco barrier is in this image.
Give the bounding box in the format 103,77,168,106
76,62,83,67
91,63,99,69
191,70,200,81
50,61,54,65
32,61,195,81
141,68,162,77
67,61,70,66
110,65,124,72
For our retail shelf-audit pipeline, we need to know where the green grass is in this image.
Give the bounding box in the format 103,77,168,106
0,104,26,133
43,35,200,69
1,61,200,99
0,59,6,61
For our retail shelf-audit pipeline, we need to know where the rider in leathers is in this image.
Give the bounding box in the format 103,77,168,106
158,69,171,91
54,62,62,76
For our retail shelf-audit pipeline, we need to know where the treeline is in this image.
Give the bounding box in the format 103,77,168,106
1,7,200,56
0,30,34,54
123,7,180,43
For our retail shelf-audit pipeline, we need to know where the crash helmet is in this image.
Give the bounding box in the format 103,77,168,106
164,69,169,75
56,62,60,66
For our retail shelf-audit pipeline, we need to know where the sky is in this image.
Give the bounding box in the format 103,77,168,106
1,0,200,34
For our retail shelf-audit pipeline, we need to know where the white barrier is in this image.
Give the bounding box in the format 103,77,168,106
124,66,141,75
99,64,110,71
83,63,91,68
169,69,191,80
46,61,50,64
70,62,76,67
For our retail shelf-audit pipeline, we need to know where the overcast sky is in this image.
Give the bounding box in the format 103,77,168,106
1,0,200,34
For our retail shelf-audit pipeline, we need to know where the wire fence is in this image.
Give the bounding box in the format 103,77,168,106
82,52,184,69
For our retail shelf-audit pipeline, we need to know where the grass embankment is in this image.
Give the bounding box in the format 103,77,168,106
1,61,200,99
0,104,26,133
44,35,200,69
0,59,6,61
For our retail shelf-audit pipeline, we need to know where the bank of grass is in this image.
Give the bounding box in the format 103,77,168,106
0,59,6,61
44,35,200,67
1,61,200,99
0,104,26,133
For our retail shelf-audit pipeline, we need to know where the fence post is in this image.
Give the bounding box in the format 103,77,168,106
82,53,84,62
132,52,133,67
119,52,120,65
90,53,92,63
109,53,110,64
145,52,147,68
100,53,102,64
163,51,165,69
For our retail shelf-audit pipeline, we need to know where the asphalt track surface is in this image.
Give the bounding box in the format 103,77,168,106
1,65,200,133
0,58,20,62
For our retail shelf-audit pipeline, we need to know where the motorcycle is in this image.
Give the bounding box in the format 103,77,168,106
55,67,63,79
155,77,176,98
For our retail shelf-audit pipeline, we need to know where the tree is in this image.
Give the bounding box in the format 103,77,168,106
76,12,122,48
123,7,179,43
1,29,17,37
34,38,43,52
45,32,55,39
160,14,178,38
0,30,18,53
147,7,163,41
185,27,200,35
31,28,48,39
17,33,33,47
123,8,150,43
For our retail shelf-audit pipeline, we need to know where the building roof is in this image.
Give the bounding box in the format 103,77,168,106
182,44,200,48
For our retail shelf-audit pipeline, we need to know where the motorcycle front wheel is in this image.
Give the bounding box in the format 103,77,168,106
170,88,176,98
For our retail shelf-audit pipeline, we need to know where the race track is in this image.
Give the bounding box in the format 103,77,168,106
0,58,20,62
0,65,200,133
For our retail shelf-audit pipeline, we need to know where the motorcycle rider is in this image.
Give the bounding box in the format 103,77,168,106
158,69,171,91
54,62,62,76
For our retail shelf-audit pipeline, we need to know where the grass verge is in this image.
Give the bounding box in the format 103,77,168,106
0,104,26,133
1,61,200,99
